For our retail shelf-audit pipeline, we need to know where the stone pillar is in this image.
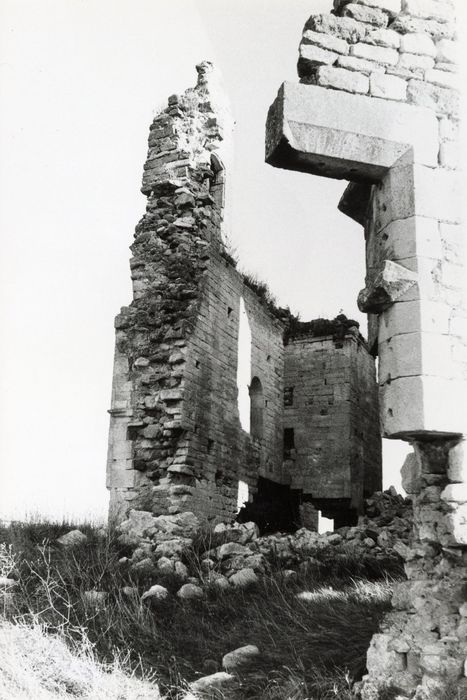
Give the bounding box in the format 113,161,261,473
265,1,466,696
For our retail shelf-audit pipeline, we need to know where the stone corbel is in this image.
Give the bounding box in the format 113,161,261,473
357,260,418,314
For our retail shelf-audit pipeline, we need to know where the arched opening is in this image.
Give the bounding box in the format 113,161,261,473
249,376,264,441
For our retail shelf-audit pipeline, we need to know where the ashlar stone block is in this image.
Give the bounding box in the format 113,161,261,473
266,82,438,183
350,42,399,65
380,374,467,437
315,65,369,94
301,29,350,55
369,73,407,100
378,332,454,384
400,32,436,57
378,299,451,343
402,0,456,24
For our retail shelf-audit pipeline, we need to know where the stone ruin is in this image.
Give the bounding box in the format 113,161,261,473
106,0,466,696
106,61,382,532
265,0,466,697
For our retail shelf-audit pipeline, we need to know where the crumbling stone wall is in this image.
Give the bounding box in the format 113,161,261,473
266,0,466,697
107,61,382,528
283,324,381,524
107,63,286,522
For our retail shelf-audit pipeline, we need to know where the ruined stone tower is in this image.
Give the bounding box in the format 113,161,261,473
265,0,466,697
106,61,382,528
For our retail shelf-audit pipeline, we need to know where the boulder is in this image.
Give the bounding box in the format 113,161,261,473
189,671,236,696
142,584,169,603
217,542,252,560
229,568,258,589
222,644,260,672
56,530,87,547
177,583,203,600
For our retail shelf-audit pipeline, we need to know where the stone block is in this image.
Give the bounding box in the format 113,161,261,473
337,55,385,73
436,39,457,64
402,0,455,23
439,140,459,169
110,469,137,489
407,79,459,117
335,0,401,12
425,68,459,89
366,28,401,48
378,299,451,342
305,14,369,43
441,484,467,504
297,44,339,79
391,14,455,39
401,452,423,493
350,43,399,65
400,32,436,56
380,374,467,437
342,3,389,27
398,53,435,72
266,82,438,182
315,65,369,94
301,29,349,55
380,216,442,262
370,73,407,100
378,332,454,383
447,440,467,483
358,260,418,313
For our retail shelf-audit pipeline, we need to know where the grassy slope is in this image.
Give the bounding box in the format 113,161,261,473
0,520,401,699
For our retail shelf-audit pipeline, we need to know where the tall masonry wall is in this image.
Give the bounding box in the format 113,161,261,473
107,61,382,528
266,0,466,697
283,328,381,524
107,62,284,522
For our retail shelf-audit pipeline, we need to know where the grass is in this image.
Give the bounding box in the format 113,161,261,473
0,519,402,699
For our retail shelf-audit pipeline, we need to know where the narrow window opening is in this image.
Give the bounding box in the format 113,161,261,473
249,376,264,441
284,386,294,407
227,306,233,317
283,427,295,460
207,438,214,453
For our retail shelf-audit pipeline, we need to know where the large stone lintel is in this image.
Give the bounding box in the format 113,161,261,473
265,82,438,182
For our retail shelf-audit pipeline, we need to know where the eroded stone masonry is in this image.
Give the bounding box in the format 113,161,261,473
266,0,466,697
107,61,381,533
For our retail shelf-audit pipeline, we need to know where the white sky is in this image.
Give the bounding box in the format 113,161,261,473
4,0,463,521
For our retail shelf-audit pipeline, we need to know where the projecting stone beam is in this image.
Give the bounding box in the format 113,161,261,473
265,81,438,182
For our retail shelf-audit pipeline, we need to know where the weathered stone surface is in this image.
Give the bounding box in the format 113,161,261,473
222,645,260,672
315,65,369,94
189,672,237,696
390,14,455,40
366,27,401,47
229,568,258,589
337,54,385,73
56,530,88,547
177,583,204,600
335,0,401,13
369,72,407,100
304,14,369,43
349,42,399,65
297,44,339,80
403,0,455,24
301,29,349,55
141,584,169,602
400,32,436,56
342,3,389,27
358,260,418,313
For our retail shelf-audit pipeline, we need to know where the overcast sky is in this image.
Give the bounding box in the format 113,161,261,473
3,0,462,521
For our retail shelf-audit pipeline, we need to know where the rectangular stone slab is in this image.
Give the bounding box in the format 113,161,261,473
265,82,438,182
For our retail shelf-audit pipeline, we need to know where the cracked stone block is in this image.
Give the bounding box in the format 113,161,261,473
380,374,467,436
358,260,418,313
